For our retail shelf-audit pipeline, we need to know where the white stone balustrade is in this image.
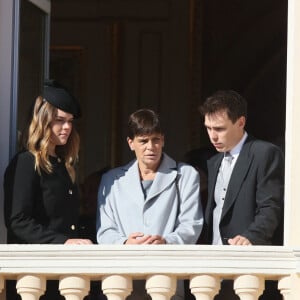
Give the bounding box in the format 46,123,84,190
190,274,220,300
59,275,90,300
234,275,264,300
102,275,132,300
146,274,176,300
0,245,300,300
16,275,46,300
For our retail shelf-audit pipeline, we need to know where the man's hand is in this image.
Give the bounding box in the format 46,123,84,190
227,235,252,245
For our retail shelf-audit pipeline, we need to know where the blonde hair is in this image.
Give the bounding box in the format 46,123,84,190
27,96,80,182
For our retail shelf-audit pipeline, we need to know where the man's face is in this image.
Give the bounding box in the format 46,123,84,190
204,110,245,152
127,133,164,169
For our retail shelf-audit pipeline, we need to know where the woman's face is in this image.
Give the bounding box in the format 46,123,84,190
50,109,74,147
127,133,164,170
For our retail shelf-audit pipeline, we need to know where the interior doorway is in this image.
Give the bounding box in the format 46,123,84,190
49,0,287,184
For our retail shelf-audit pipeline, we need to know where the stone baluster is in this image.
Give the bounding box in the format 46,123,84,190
278,276,291,300
0,276,4,295
146,274,176,300
16,275,46,300
102,275,132,300
190,275,220,300
59,275,90,300
234,275,264,300
279,274,300,300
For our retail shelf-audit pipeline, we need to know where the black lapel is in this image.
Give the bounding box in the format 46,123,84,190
221,136,255,219
205,153,223,222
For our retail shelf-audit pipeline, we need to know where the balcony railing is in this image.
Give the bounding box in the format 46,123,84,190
0,245,300,300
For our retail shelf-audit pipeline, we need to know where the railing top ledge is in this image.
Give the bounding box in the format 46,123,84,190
0,245,298,277
0,244,295,255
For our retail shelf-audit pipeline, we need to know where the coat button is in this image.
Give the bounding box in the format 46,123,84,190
71,225,76,230
68,189,73,194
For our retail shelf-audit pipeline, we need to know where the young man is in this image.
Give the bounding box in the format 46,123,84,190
199,90,284,300
199,90,284,246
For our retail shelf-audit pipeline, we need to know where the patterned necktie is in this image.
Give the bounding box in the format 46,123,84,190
221,152,233,185
212,152,234,244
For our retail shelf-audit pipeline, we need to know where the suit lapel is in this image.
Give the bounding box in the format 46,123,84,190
205,154,223,222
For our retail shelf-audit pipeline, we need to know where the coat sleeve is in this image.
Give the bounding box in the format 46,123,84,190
164,164,204,244
6,152,68,244
243,144,284,245
96,172,127,244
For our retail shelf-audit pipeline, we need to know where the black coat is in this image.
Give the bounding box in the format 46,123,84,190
204,136,284,245
4,151,80,244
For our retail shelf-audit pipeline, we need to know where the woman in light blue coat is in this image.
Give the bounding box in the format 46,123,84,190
96,109,203,299
97,152,202,244
97,109,203,245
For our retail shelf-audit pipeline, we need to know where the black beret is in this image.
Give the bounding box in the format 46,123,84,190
42,79,81,118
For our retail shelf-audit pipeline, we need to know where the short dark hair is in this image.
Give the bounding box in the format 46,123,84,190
199,90,247,123
127,109,163,139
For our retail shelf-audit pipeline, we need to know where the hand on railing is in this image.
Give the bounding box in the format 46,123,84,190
64,238,93,244
124,232,166,244
227,235,252,245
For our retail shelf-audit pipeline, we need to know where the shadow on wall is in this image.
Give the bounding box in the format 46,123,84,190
78,166,111,243
200,0,287,146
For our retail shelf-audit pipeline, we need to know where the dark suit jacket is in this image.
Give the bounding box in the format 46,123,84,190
204,136,284,245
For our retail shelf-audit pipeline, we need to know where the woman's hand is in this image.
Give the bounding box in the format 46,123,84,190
124,232,166,244
125,232,151,244
64,238,93,245
147,235,166,244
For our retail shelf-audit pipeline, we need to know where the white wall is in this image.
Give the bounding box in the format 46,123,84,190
284,0,300,246
0,0,14,243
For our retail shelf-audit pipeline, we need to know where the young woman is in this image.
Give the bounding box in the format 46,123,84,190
4,80,92,245
4,80,94,300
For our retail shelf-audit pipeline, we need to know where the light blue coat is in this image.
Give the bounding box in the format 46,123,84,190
96,153,203,244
